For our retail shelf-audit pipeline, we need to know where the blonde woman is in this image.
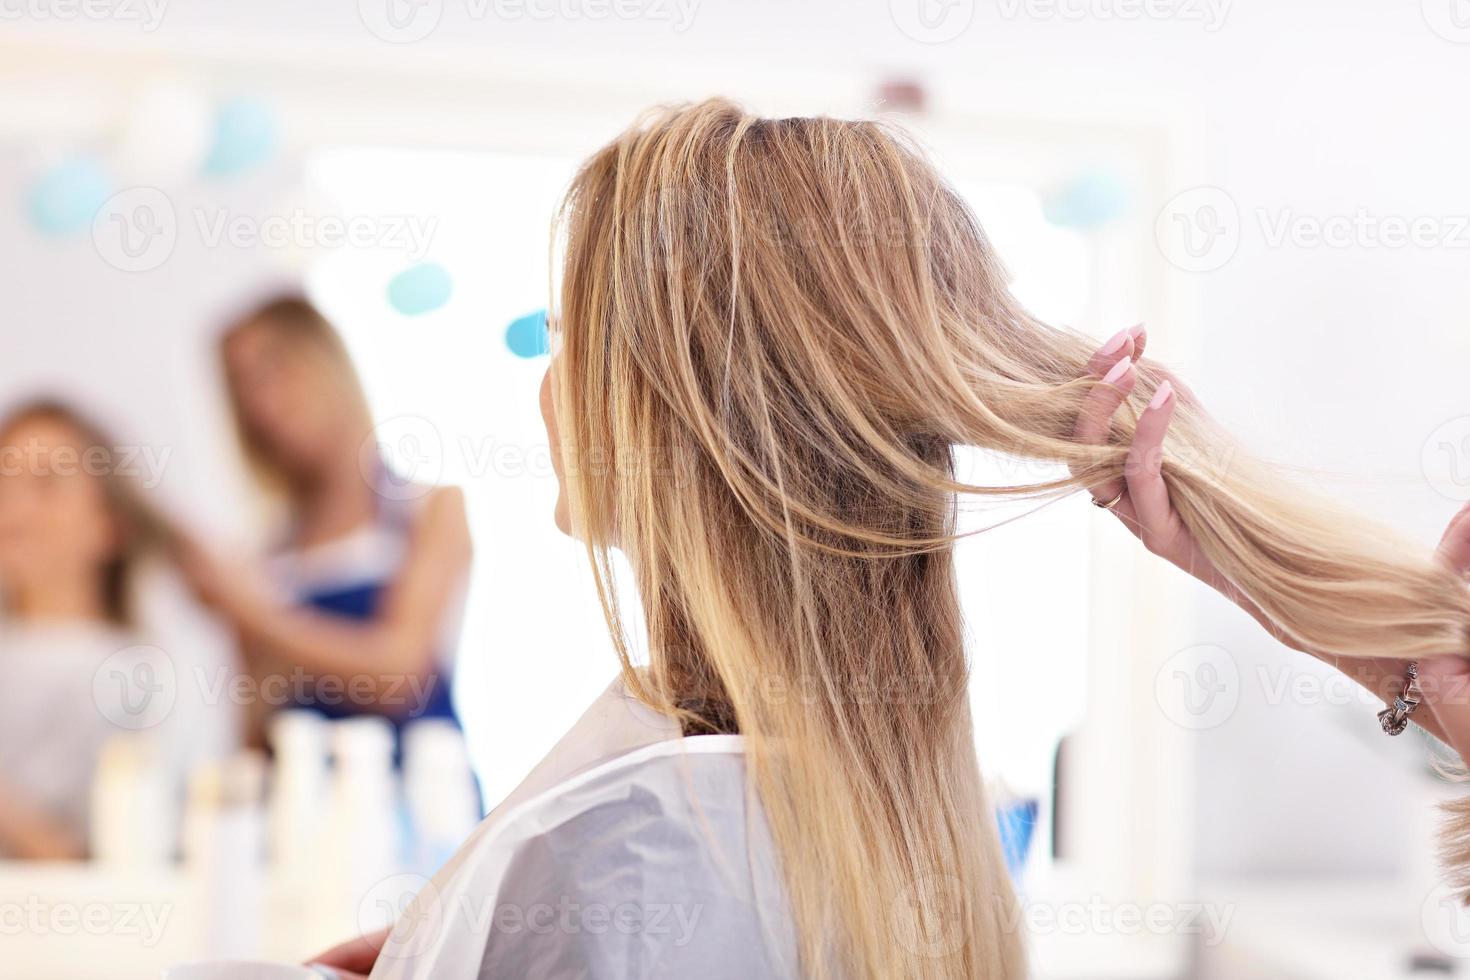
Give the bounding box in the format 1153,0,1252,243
178,296,472,750
311,102,1470,979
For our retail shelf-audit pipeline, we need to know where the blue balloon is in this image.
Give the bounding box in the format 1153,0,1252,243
1043,169,1131,229
387,263,454,316
27,156,111,236
203,98,278,178
505,309,550,359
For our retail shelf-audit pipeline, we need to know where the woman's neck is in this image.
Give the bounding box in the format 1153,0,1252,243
292,451,378,543
6,572,109,624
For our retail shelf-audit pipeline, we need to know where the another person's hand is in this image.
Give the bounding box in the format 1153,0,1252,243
0,790,84,860
1409,509,1470,754
306,927,389,980
171,532,273,625
1072,324,1468,747
1071,323,1231,594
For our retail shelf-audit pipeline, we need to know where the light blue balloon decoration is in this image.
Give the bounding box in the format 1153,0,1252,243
27,156,111,236
505,309,550,359
203,97,278,177
388,263,454,316
1043,168,1130,229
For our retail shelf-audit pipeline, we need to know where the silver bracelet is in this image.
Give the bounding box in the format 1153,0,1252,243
1377,662,1420,736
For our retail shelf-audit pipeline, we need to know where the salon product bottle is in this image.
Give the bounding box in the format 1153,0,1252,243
325,716,401,936
90,732,174,866
182,751,267,959
267,710,329,868
403,719,480,875
263,710,333,958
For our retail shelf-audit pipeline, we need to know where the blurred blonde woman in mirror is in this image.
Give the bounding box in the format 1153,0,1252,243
312,102,1470,979
0,401,164,859
176,296,472,752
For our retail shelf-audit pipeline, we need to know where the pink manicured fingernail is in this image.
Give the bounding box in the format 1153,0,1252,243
1099,328,1130,356
1103,355,1132,384
1148,380,1174,410
1128,322,1145,339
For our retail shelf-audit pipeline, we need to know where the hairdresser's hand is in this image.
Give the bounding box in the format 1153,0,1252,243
1072,324,1215,584
1407,505,1470,753
307,927,389,980
1074,328,1464,744
1076,325,1326,608
172,533,274,627
1312,506,1470,749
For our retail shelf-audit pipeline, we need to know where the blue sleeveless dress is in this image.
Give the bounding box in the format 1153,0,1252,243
268,478,466,750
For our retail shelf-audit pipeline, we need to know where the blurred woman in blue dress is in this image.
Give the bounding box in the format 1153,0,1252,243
178,296,472,752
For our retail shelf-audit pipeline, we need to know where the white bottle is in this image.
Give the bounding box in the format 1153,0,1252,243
402,719,480,875
182,751,267,959
325,717,401,937
90,732,174,866
263,711,332,958
267,711,329,869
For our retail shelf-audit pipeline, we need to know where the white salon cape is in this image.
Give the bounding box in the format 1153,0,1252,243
369,679,800,979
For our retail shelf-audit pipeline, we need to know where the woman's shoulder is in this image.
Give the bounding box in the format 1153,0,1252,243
477,738,799,979
401,483,469,549
374,479,464,521
398,482,464,514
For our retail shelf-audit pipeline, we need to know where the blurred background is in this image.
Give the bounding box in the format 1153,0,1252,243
3,1,1470,976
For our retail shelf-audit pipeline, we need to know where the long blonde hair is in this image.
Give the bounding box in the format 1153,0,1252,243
551,99,1470,978
221,295,375,505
